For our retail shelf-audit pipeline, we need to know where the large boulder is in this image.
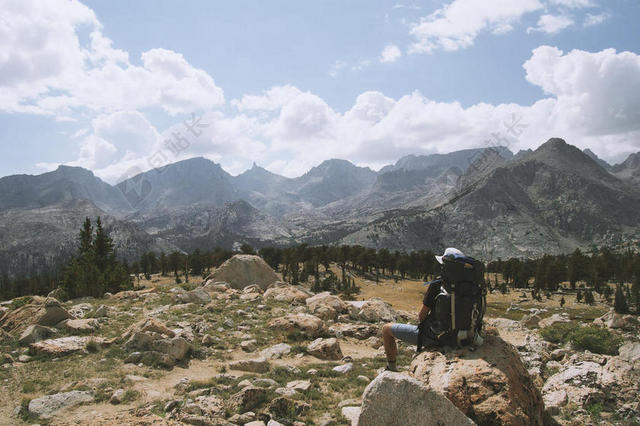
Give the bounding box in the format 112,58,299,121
28,390,94,419
410,332,545,426
0,298,71,335
268,313,327,338
542,360,617,410
122,318,191,368
205,255,279,290
62,318,100,333
358,372,475,426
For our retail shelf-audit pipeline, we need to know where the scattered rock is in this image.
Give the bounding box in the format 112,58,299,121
229,386,268,412
68,303,93,318
286,380,311,392
618,342,640,369
18,324,55,345
201,334,216,346
62,318,100,333
229,357,270,373
350,299,396,323
306,292,348,320
307,338,343,360
94,304,109,318
260,343,292,359
28,390,94,419
411,332,544,425
241,339,258,352
0,297,71,335
333,363,353,374
109,389,125,404
268,313,327,337
123,317,176,339
174,288,212,305
542,360,616,408
357,375,370,384
269,397,310,418
264,284,310,304
330,323,378,340
18,354,31,363
594,309,639,330
205,255,279,290
543,390,568,415
341,406,361,426
358,372,475,426
520,313,541,328
539,313,570,328
29,336,106,357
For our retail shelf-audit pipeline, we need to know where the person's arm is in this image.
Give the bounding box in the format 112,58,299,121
418,304,430,323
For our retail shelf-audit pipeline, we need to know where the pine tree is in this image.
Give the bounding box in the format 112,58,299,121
632,275,640,314
94,217,114,273
584,289,595,305
560,296,566,308
614,284,629,314
79,217,93,257
576,289,583,302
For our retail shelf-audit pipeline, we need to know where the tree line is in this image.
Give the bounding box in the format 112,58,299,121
1,221,639,314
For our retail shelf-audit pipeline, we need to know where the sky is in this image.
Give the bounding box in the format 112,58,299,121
1,0,639,183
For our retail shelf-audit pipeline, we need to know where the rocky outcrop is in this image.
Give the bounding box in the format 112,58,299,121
0,297,71,335
268,313,327,337
358,371,475,426
228,357,270,373
410,332,545,425
205,255,279,290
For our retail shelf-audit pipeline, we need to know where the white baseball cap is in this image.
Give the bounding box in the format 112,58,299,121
435,247,464,264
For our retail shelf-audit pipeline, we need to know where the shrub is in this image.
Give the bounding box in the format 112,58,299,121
570,326,622,355
540,322,623,355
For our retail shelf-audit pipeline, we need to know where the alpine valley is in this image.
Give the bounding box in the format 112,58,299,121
1,138,639,278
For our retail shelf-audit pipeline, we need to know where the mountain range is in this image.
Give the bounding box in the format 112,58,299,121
1,139,639,278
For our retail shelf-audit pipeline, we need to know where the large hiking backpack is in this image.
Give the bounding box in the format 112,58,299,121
418,253,486,351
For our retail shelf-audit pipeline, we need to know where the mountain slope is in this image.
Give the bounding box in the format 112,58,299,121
0,166,132,216
611,152,640,185
117,157,239,212
341,139,640,258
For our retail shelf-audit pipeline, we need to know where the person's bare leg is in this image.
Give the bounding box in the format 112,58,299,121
382,323,397,371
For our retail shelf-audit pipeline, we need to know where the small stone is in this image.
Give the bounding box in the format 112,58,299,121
333,363,353,374
356,375,370,384
18,354,31,363
241,339,258,352
287,380,311,392
237,379,253,388
229,357,270,373
275,387,298,397
260,343,292,359
164,400,180,412
307,368,318,375
109,389,125,404
94,304,109,318
201,334,216,346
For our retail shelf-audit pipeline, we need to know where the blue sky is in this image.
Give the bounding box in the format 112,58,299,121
1,0,639,182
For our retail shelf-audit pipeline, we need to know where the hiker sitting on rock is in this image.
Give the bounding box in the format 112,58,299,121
382,248,485,371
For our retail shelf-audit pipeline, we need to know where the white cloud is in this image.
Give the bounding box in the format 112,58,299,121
409,0,543,53
524,46,640,136
528,14,574,34
583,12,609,27
548,0,593,9
380,45,402,63
0,0,224,117
50,46,640,181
